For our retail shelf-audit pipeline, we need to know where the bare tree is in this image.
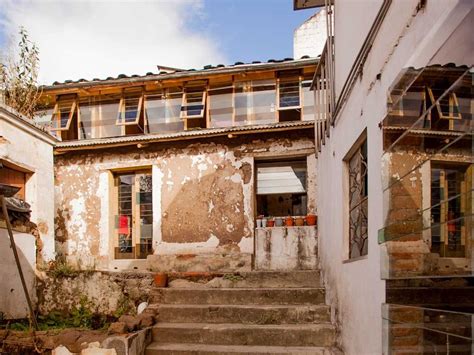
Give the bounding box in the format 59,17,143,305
0,27,41,119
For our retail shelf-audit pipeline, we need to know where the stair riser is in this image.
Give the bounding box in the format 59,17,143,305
166,271,322,289
152,289,326,305
157,305,331,324
152,326,336,347
146,347,332,355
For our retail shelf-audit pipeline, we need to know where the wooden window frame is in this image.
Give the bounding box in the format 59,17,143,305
50,99,77,131
180,89,207,120
113,168,153,260
116,95,144,126
277,76,302,111
427,87,462,120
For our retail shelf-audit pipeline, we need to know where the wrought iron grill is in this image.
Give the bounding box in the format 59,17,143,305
348,139,368,258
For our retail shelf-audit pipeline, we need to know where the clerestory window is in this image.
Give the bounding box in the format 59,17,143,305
181,84,207,130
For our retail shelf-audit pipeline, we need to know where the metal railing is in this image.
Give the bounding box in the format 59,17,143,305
382,304,473,354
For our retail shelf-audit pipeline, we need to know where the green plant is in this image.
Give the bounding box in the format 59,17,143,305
49,260,78,278
113,295,134,318
70,296,94,328
0,27,42,119
223,273,244,282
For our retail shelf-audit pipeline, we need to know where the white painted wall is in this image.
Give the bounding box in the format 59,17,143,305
0,105,56,262
316,1,472,353
334,0,383,99
294,9,328,59
0,229,36,319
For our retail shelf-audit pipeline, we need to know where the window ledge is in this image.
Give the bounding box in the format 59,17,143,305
342,254,368,264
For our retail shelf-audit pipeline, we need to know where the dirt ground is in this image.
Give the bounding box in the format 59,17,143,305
0,328,108,354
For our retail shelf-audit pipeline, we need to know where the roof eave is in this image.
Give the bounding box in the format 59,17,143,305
54,121,315,154
40,58,319,93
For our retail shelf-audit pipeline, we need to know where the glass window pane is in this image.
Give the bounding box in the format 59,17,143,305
252,80,276,124
99,96,121,138
146,93,184,133
209,86,233,128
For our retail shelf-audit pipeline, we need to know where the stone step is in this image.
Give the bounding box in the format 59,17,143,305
152,288,326,305
152,323,336,347
166,270,322,289
156,304,331,324
146,343,337,355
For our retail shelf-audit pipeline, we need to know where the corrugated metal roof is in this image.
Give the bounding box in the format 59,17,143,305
383,126,471,137
42,57,318,91
55,120,315,150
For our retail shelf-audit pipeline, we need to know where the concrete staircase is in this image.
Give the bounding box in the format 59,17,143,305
145,271,339,354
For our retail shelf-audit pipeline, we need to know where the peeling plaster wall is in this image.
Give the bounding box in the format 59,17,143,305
54,133,315,270
0,109,55,263
316,1,471,354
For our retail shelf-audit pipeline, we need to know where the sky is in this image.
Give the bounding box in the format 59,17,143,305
0,0,315,85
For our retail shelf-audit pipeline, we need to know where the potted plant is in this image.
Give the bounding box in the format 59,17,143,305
262,217,268,228
295,216,305,226
285,216,294,227
306,214,317,226
256,215,263,228
267,217,275,227
274,217,284,227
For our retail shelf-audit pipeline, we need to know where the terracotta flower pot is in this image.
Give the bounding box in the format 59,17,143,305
154,272,168,287
295,216,305,226
267,219,275,227
306,214,317,226
285,217,294,227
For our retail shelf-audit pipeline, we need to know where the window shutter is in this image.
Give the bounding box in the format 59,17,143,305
257,162,306,195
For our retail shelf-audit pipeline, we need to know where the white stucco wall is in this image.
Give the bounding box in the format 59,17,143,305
294,9,328,59
334,0,383,99
0,229,36,319
0,105,56,262
316,1,472,354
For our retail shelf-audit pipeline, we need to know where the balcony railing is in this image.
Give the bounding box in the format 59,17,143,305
313,35,335,153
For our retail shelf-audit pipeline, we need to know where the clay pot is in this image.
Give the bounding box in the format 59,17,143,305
262,218,268,228
154,272,168,287
306,214,317,226
285,216,294,227
267,219,275,227
295,216,305,226
256,218,262,228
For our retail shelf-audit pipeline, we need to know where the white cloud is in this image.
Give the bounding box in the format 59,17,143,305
0,0,227,84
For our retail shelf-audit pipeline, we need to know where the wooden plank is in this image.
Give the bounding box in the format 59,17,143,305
0,167,26,199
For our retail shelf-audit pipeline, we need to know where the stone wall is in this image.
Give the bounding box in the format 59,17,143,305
54,130,316,270
37,271,154,316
